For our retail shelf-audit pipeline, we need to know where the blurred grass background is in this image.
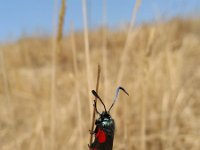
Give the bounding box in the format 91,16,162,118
0,0,200,150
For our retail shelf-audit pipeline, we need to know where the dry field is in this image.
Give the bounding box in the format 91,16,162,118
0,18,200,150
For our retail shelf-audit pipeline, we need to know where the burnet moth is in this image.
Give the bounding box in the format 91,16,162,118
89,86,129,150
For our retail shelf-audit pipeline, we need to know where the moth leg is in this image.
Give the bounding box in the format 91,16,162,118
89,129,95,135
89,126,98,135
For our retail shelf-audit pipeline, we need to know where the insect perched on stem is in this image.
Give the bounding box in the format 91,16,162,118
89,86,129,150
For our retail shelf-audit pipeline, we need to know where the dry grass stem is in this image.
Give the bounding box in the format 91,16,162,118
57,0,66,45
50,0,66,149
71,23,83,150
82,0,93,119
117,0,141,85
0,48,13,121
89,65,101,146
102,0,108,100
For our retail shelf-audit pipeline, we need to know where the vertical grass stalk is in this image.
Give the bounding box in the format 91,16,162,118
82,0,93,119
117,0,141,85
71,23,83,150
116,0,141,148
51,0,66,149
0,48,13,121
89,65,101,146
102,0,108,100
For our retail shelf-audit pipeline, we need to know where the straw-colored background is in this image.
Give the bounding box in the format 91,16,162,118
0,0,200,150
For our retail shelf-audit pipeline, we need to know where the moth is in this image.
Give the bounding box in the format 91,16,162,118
89,87,129,150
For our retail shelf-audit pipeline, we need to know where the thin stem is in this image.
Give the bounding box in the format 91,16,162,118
89,65,101,146
117,0,141,85
50,0,66,149
82,0,93,119
102,0,108,100
0,48,13,120
71,23,83,150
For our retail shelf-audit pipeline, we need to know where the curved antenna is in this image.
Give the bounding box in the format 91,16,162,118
92,90,107,112
108,86,129,113
93,100,101,115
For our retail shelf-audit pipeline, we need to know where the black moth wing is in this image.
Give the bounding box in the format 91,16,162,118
90,116,115,150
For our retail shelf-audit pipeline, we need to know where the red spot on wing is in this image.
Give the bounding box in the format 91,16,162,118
95,128,106,143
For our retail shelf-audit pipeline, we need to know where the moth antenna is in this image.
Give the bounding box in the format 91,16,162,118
92,90,107,112
93,100,101,115
108,86,129,113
